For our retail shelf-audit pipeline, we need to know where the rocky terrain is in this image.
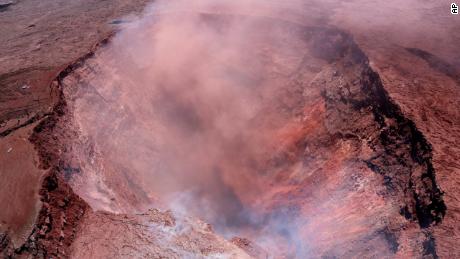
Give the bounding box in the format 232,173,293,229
1,0,459,258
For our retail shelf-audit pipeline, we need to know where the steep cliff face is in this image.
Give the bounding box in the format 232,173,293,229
355,44,460,259
45,14,446,257
319,29,446,229
316,31,446,256
70,209,252,258
0,66,89,258
248,26,447,257
1,45,253,258
0,0,152,256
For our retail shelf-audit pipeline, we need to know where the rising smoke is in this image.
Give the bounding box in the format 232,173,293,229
65,0,442,257
67,0,316,255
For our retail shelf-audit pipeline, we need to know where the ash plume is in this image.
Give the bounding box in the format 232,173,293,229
64,0,438,257
69,0,313,255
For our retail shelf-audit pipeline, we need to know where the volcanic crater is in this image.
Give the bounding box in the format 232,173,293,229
1,1,459,258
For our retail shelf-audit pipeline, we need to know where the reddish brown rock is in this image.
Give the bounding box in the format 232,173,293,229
1,0,459,258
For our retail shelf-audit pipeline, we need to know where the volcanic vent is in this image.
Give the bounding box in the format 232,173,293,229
14,2,446,258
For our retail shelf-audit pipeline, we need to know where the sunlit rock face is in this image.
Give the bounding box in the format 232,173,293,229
56,1,445,257
70,209,253,258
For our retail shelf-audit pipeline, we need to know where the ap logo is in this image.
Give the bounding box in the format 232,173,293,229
452,3,459,14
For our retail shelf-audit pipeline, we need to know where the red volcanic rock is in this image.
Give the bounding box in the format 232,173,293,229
231,237,269,259
1,0,459,258
70,209,251,258
52,14,446,257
